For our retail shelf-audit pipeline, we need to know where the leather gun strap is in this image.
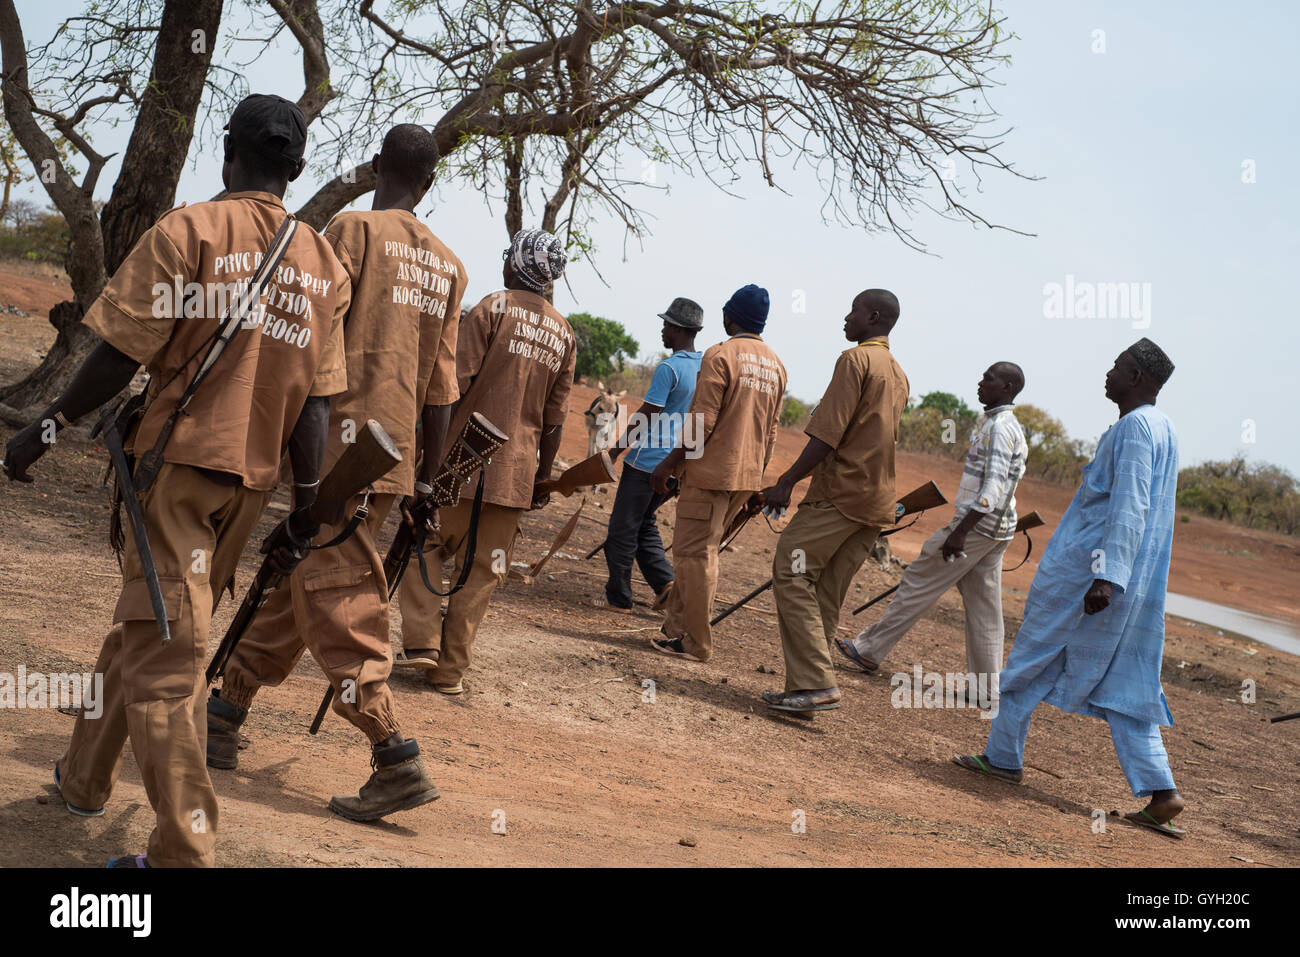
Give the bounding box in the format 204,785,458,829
311,494,371,551
1003,529,1034,572
415,473,487,597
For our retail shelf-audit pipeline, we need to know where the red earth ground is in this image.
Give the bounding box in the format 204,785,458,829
1,264,1297,867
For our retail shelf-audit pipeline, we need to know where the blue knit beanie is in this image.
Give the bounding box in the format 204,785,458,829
723,284,770,334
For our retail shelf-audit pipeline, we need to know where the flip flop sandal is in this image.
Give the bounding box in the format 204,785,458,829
952,753,1024,785
394,649,439,670
590,597,633,614
54,765,104,817
652,582,676,611
1124,808,1187,839
762,689,841,714
429,679,464,695
834,638,879,675
107,854,150,868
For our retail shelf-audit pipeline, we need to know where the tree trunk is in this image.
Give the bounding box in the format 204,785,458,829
0,0,223,412
504,138,524,238
0,300,97,409
99,0,224,272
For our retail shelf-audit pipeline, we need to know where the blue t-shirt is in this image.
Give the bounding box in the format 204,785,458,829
624,350,703,473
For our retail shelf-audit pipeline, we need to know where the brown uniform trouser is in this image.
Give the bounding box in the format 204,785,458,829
57,464,270,868
219,493,401,743
397,498,524,688
660,485,754,661
771,500,880,691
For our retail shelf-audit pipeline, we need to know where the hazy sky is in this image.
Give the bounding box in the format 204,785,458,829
17,1,1300,473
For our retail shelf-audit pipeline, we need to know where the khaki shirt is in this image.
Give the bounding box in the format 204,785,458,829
680,333,787,492
83,190,349,491
804,337,910,526
320,209,467,495
452,289,576,508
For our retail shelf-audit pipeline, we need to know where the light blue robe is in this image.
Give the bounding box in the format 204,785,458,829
1000,404,1179,727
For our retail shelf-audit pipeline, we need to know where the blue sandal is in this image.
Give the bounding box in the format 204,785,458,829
834,638,879,675
54,765,104,817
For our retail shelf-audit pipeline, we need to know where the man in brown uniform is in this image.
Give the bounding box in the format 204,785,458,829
205,124,465,821
2,95,348,866
757,289,908,715
397,228,575,694
649,284,787,663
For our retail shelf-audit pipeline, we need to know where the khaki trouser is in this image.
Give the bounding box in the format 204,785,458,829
57,464,270,868
851,521,1010,680
772,501,880,691
660,485,754,661
397,498,524,687
220,493,401,743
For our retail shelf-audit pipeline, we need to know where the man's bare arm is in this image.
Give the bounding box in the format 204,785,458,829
287,396,331,509
3,341,141,482
760,436,834,511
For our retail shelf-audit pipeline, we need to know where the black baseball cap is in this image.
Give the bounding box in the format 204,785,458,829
225,94,307,166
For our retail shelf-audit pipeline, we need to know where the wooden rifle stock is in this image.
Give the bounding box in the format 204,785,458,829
534,450,616,498
1016,510,1045,533
896,480,947,519
206,420,401,686
380,412,509,597
311,421,401,526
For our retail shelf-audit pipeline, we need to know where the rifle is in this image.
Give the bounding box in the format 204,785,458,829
383,412,508,599
91,398,172,645
851,508,1045,616
533,449,616,498
206,419,402,687
310,412,507,734
711,481,948,628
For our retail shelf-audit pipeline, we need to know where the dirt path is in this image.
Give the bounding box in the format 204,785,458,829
1,278,1297,867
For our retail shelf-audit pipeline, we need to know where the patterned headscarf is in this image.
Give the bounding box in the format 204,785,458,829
506,228,566,293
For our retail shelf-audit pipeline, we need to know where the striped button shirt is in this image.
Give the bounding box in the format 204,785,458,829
954,405,1028,540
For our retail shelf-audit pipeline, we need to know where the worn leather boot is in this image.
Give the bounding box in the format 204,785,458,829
328,738,440,822
206,690,248,771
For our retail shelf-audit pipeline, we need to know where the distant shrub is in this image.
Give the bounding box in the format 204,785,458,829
1178,456,1300,535
568,312,639,381
780,393,811,428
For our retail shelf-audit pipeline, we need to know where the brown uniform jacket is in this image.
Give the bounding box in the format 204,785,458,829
680,333,787,492
83,190,349,491
804,337,910,526
320,209,467,495
452,289,576,509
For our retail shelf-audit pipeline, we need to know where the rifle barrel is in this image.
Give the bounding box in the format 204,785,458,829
206,567,277,685
852,582,900,616
711,579,773,626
